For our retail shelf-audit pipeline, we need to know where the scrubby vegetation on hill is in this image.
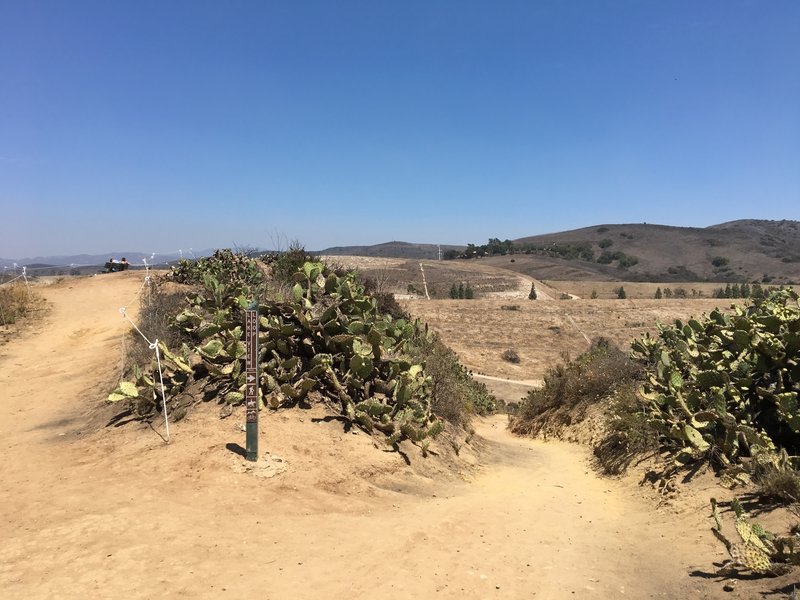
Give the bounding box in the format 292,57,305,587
448,220,800,284
445,237,641,270
110,249,494,446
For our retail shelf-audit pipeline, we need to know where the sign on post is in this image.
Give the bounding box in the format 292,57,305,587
244,303,259,461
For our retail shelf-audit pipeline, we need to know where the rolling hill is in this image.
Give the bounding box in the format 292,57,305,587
320,241,463,260
502,219,800,282
324,220,800,283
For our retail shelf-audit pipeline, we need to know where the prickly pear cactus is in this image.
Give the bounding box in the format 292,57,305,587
631,289,800,466
114,251,447,445
710,498,795,576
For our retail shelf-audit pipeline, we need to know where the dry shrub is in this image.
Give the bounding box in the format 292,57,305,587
0,283,38,326
359,275,409,320
594,386,661,475
126,279,189,370
510,337,662,474
758,468,800,503
501,348,521,363
752,451,800,503
510,338,642,437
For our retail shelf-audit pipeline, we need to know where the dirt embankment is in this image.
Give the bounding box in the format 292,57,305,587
0,272,769,599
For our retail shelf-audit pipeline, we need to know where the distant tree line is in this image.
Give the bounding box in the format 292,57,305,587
711,282,777,299
445,238,639,269
651,283,780,300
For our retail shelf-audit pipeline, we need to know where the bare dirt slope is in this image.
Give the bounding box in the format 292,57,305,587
0,273,766,599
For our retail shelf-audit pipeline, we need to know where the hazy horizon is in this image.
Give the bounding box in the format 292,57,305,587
2,1,798,257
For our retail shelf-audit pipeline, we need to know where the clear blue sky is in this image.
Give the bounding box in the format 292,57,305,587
1,0,798,258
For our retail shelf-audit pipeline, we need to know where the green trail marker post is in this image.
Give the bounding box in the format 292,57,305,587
244,302,259,461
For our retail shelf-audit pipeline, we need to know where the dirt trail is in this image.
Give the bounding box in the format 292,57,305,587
0,274,734,599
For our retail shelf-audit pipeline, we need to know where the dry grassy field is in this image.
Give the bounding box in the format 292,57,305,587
323,255,521,297
330,255,750,391
401,297,732,384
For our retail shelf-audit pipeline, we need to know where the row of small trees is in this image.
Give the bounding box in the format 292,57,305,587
654,287,694,299
711,282,775,299
449,282,474,299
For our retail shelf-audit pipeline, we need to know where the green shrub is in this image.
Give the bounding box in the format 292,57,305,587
597,251,615,264
450,282,475,299
711,256,729,268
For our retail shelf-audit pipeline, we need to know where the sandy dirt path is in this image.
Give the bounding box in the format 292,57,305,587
0,275,736,599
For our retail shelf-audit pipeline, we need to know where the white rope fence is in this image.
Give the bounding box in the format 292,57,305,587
117,259,170,444
0,267,33,326
0,273,25,287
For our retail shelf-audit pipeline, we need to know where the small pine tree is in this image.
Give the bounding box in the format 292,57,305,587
528,283,537,300
590,289,598,299
731,283,741,298
449,283,458,299
617,286,627,299
458,282,465,299
464,283,474,299
724,283,732,298
741,283,751,298
654,287,663,299
664,288,673,298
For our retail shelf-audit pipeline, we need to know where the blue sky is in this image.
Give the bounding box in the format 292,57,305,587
1,1,798,257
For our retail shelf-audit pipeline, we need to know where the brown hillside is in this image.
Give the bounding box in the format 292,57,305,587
507,219,800,283
320,220,800,283
321,241,462,260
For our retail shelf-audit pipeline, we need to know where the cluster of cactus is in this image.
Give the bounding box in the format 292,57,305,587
630,289,800,466
711,497,798,576
111,252,444,444
169,248,265,290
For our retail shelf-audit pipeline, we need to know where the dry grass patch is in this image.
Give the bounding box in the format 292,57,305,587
0,282,42,327
401,296,734,381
